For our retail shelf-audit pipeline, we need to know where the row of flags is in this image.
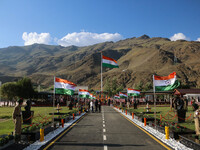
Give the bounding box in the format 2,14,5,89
54,78,97,99
114,89,141,99
78,89,96,99
102,55,179,91
54,54,180,98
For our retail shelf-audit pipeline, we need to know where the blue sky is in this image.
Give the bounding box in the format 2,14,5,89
0,0,200,48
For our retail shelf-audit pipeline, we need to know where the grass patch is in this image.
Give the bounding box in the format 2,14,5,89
0,106,76,136
128,105,195,131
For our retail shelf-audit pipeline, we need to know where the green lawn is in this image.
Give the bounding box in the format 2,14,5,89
128,105,195,131
0,106,76,136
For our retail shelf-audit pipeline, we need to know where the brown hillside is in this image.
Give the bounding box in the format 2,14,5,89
0,36,200,90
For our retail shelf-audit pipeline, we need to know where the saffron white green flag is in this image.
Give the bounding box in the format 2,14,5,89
127,88,140,96
119,92,127,98
102,55,119,68
79,89,90,98
89,93,96,99
153,72,180,91
114,95,120,99
54,77,77,95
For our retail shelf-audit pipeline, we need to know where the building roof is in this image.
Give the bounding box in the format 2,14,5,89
174,89,200,95
141,89,173,95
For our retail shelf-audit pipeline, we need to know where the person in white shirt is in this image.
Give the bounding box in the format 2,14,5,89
90,100,94,113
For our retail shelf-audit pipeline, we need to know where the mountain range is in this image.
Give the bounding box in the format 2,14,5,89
0,35,200,91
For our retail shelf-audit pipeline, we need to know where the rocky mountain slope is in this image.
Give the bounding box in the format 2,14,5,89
0,35,200,90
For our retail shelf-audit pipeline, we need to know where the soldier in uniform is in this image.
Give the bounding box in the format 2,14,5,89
13,98,23,143
194,105,200,136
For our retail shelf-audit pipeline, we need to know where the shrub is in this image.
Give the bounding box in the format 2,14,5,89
22,127,29,133
0,138,5,146
8,134,14,140
28,125,36,132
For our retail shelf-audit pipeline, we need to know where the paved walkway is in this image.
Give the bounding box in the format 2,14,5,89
42,106,170,150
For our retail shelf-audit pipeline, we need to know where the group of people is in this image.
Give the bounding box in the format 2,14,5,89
87,99,101,113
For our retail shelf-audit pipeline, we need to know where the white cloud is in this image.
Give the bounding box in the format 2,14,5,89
22,32,51,45
197,38,200,42
56,31,123,47
170,33,189,41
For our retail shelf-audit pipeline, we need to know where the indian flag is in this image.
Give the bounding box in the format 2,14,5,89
127,88,140,96
78,89,90,98
119,92,127,98
114,95,120,99
54,77,77,95
89,93,96,99
102,55,119,68
153,72,180,91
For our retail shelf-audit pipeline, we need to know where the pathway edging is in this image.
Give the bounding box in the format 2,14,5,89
23,112,86,150
114,107,192,150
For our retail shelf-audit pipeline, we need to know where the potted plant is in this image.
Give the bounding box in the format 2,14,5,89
21,121,54,142
0,134,14,149
179,134,200,150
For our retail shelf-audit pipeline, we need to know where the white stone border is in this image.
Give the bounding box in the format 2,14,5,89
23,112,86,150
114,107,192,150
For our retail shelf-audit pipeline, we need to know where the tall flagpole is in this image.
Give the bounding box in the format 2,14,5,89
101,52,103,101
153,75,156,129
53,76,55,127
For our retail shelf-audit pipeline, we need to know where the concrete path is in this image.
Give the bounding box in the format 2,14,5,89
42,106,170,150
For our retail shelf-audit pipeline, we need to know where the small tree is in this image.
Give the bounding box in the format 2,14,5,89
111,78,123,96
104,78,123,97
104,78,112,97
17,77,35,99
1,82,19,105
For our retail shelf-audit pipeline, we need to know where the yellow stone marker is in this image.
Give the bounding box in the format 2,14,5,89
40,128,44,142
165,126,169,140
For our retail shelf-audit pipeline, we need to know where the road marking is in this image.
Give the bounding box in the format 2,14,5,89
103,120,105,124
43,114,87,150
117,110,172,150
103,135,107,140
103,124,105,127
103,128,106,132
104,145,108,150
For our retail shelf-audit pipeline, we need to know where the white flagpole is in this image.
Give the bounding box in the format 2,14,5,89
127,88,128,108
101,52,103,101
78,88,80,111
53,76,55,127
153,75,156,129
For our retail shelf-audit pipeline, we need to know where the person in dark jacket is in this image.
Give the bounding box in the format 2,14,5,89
108,99,110,106
98,100,101,113
95,99,98,112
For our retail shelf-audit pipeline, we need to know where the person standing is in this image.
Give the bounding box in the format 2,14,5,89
183,96,188,111
68,100,73,110
13,98,23,143
127,99,130,109
194,106,200,136
95,99,98,112
90,100,94,113
108,99,110,106
87,100,90,112
98,100,101,113
174,95,186,123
